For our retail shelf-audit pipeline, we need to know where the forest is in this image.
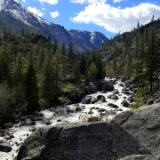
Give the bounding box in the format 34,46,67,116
0,29,105,125
1,18,160,126
101,18,160,108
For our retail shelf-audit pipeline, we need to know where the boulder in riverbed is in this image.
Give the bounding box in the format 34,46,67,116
81,96,98,104
97,95,106,102
146,99,154,105
121,100,130,107
0,138,12,152
108,94,119,100
108,103,119,108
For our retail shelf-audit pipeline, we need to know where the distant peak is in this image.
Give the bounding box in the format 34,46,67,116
0,0,17,10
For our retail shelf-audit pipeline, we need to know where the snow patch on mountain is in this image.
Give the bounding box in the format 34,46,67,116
90,32,97,44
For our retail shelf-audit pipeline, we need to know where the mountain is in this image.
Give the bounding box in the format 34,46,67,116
69,30,107,51
97,18,160,75
0,0,107,52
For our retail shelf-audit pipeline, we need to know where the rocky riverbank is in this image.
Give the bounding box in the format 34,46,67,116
17,103,160,160
0,77,135,160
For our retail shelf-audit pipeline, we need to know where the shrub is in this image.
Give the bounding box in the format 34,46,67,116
130,88,144,109
87,116,100,123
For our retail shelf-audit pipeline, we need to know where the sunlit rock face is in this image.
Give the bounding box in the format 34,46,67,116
16,122,149,160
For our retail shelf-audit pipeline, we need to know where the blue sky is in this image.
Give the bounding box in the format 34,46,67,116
18,0,160,38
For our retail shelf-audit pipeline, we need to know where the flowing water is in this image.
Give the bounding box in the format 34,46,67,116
0,77,134,160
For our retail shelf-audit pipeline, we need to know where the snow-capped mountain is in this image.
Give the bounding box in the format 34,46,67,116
0,0,107,52
69,30,107,51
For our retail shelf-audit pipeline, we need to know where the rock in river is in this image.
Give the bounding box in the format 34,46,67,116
0,138,12,152
17,104,160,160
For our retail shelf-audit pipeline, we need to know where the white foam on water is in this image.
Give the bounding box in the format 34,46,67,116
0,77,133,160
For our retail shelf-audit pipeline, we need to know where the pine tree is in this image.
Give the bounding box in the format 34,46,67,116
25,62,40,113
12,54,26,109
91,52,105,80
0,44,11,84
61,44,67,79
68,43,75,63
86,62,98,82
52,49,62,102
133,40,145,88
144,31,160,93
79,54,87,76
40,55,56,105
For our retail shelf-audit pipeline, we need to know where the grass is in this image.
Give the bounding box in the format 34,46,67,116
62,83,76,94
129,87,144,109
58,96,70,104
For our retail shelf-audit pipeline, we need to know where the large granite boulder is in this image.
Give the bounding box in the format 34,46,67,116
119,155,157,160
17,122,148,160
112,103,160,158
17,123,113,160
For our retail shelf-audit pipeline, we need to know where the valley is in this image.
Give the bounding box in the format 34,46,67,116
0,77,134,160
0,0,160,160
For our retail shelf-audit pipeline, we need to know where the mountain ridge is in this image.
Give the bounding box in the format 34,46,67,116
0,0,107,52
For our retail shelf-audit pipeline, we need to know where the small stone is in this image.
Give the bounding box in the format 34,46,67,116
75,106,82,112
57,119,62,122
121,100,130,107
98,108,106,113
108,103,118,108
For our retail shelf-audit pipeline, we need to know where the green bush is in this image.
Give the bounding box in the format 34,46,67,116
58,96,70,105
62,83,76,94
87,116,100,123
130,88,144,109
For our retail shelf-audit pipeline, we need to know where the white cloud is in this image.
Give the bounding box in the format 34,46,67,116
27,7,44,17
50,11,59,18
71,0,106,5
72,2,160,33
113,0,124,3
38,0,58,5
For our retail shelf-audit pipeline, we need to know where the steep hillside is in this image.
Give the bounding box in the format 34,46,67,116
98,19,160,76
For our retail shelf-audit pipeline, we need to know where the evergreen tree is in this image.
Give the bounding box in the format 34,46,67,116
25,62,40,113
12,54,27,110
53,40,58,54
90,52,105,80
133,41,145,88
86,62,98,82
52,49,62,102
61,44,67,79
144,31,160,93
79,54,87,76
68,43,75,63
40,55,56,105
0,44,11,84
